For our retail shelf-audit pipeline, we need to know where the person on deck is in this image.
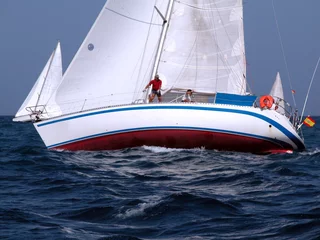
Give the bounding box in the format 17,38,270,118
182,89,194,102
144,74,162,102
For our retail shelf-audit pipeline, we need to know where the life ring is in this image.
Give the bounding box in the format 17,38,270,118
260,95,274,109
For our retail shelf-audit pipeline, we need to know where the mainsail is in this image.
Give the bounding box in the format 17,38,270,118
158,0,246,94
13,42,62,121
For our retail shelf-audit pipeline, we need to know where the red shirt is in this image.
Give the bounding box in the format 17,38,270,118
149,79,162,90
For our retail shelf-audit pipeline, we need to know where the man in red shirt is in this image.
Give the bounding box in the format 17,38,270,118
144,74,162,102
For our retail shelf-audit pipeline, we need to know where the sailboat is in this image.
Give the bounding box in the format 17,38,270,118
269,72,285,115
13,41,63,122
30,0,305,153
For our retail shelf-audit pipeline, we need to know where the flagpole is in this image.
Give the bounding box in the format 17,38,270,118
299,56,320,124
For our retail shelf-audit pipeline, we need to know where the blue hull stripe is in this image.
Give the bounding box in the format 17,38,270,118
36,105,305,149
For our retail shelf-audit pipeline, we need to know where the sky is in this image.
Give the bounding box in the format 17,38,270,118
0,0,319,116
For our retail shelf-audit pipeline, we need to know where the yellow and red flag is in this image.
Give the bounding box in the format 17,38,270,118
303,116,316,127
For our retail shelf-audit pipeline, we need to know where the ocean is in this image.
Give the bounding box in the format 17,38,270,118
1,116,320,240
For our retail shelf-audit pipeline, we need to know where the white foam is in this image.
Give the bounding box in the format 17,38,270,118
61,227,76,234
142,145,205,153
116,200,161,219
301,147,320,156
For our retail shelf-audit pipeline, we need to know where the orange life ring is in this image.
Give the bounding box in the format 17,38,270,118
260,95,274,109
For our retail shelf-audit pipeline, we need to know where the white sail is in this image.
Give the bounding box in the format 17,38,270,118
52,0,169,115
13,42,63,122
269,72,285,114
158,0,246,95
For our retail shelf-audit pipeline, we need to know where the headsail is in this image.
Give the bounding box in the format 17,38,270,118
269,72,285,114
158,0,246,95
52,0,169,115
13,42,63,122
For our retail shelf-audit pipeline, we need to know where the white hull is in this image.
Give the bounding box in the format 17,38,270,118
33,103,305,153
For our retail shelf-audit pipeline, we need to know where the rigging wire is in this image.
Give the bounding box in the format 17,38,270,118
271,0,297,108
300,56,320,122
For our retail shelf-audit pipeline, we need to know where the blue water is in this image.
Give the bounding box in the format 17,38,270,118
1,116,320,240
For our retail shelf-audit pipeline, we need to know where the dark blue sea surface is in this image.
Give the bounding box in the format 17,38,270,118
1,116,320,240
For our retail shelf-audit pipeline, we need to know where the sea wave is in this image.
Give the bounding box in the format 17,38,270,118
1,116,320,239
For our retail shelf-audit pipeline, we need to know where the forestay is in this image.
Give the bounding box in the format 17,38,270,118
158,0,246,95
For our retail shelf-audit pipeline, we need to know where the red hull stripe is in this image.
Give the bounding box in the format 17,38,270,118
49,127,293,153
37,105,305,150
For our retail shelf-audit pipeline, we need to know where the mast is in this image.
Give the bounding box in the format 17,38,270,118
150,0,175,79
144,0,174,103
34,41,59,111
